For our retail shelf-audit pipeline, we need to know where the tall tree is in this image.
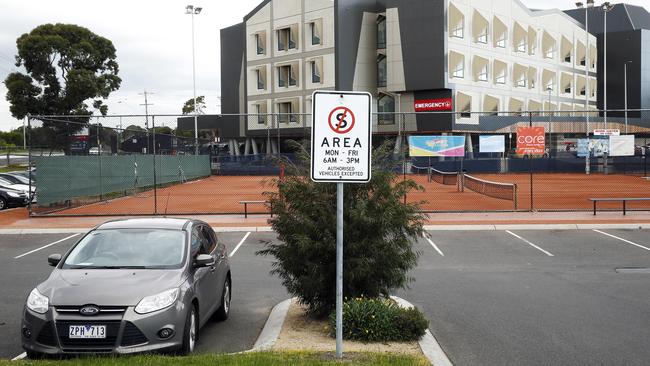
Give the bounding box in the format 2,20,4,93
3,23,121,151
182,95,206,115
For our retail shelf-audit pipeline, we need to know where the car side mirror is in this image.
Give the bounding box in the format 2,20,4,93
48,254,61,267
194,254,214,268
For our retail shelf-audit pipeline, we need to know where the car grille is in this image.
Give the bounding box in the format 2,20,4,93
120,322,148,347
35,322,57,347
55,306,127,316
56,320,121,349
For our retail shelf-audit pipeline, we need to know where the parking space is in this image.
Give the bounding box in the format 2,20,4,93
400,229,650,366
0,231,288,359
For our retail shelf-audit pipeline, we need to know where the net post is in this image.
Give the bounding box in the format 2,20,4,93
513,183,518,211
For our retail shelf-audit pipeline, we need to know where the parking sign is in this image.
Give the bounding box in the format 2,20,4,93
311,91,372,183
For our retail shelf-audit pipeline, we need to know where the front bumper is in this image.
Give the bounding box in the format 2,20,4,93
21,303,188,355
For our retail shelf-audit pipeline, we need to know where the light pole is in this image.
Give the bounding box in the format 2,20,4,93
547,87,553,156
624,61,632,134
602,2,613,128
186,4,202,155
576,0,594,174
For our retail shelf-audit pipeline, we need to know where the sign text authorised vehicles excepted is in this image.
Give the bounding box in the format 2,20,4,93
311,91,372,183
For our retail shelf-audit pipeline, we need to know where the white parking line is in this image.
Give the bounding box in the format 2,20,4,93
425,236,444,256
593,229,650,252
505,230,554,257
11,352,26,361
13,233,81,259
229,232,251,257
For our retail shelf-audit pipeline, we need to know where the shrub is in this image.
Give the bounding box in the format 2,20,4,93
257,142,426,317
329,296,428,342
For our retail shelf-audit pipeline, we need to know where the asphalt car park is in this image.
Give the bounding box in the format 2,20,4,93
1,228,648,364
0,230,288,359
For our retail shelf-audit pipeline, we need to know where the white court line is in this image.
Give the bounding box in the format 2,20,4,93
14,233,81,259
593,229,650,252
424,236,444,256
11,352,26,361
229,232,251,257
505,230,554,257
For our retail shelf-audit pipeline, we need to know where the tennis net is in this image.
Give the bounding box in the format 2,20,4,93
461,174,518,210
430,168,458,185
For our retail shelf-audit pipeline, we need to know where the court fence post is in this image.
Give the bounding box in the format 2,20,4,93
152,116,157,215
528,112,534,212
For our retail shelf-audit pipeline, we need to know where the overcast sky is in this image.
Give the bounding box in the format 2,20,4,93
0,0,649,131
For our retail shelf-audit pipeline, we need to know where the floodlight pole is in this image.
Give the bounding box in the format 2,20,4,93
187,5,202,155
624,61,632,134
603,2,613,128
336,182,343,359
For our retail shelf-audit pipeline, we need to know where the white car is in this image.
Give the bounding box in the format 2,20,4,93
0,176,36,202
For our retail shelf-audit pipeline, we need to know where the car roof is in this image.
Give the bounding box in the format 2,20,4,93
96,217,196,231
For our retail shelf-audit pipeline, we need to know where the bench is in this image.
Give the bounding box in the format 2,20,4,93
589,198,650,215
239,200,271,218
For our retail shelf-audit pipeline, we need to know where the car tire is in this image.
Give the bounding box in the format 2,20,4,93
0,197,7,210
179,305,198,356
213,277,231,321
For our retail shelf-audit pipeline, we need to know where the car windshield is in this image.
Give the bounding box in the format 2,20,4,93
7,174,29,184
62,229,186,269
0,175,23,184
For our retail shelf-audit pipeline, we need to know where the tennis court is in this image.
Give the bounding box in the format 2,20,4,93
41,172,650,215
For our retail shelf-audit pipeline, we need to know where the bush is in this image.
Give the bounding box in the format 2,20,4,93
329,297,428,342
257,142,426,317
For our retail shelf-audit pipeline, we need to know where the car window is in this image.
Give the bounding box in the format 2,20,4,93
190,228,202,256
191,225,211,256
62,229,186,269
202,226,217,254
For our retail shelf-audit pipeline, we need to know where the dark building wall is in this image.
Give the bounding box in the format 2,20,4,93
220,23,246,137
335,0,446,91
177,115,241,139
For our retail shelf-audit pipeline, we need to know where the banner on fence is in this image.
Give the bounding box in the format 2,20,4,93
609,135,635,156
516,127,545,155
594,129,620,136
479,135,505,153
577,136,609,157
408,136,465,157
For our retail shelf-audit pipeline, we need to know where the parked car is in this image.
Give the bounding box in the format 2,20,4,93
0,173,31,185
0,176,36,202
21,218,231,357
0,186,29,209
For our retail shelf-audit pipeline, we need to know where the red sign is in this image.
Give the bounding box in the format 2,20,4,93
414,98,453,112
327,106,355,134
516,127,545,155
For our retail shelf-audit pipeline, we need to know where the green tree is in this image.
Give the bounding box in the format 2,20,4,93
182,96,206,115
258,142,426,317
3,23,121,151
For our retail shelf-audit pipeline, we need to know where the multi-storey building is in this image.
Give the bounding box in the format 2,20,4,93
212,0,608,153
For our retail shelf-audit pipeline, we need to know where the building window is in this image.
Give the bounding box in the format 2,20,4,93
255,32,265,55
478,64,488,82
256,68,265,90
377,55,387,87
494,61,507,85
310,60,321,83
451,20,464,38
477,29,488,44
516,75,526,87
277,65,297,87
377,15,386,49
377,94,395,125
277,27,296,51
309,21,321,45
255,104,265,124
277,101,297,123
516,39,526,53
452,62,464,78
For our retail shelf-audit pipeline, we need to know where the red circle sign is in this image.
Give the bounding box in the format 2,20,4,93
328,107,355,134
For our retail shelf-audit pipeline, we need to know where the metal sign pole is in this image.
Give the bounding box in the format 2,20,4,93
336,182,344,359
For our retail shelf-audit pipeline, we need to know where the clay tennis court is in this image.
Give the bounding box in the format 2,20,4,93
36,172,650,216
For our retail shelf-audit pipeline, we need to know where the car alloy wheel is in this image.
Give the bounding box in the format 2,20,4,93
189,309,197,352
0,198,6,210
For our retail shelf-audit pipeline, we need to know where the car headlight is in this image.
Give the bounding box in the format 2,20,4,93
27,288,49,314
134,288,180,314
7,191,21,198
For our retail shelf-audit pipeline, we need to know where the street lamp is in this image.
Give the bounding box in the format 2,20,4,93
577,0,594,175
547,87,553,155
602,2,614,128
186,4,202,155
624,60,632,134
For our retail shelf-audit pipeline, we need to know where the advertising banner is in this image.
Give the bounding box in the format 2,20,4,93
479,135,505,153
414,98,453,112
516,127,545,155
409,135,465,157
593,129,620,136
609,135,635,156
577,136,609,157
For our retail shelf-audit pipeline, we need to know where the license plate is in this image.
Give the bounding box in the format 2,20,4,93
68,325,106,339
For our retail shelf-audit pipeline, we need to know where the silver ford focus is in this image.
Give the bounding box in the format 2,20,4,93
21,218,231,357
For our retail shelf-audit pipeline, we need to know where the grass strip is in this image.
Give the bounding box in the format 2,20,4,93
3,351,430,366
